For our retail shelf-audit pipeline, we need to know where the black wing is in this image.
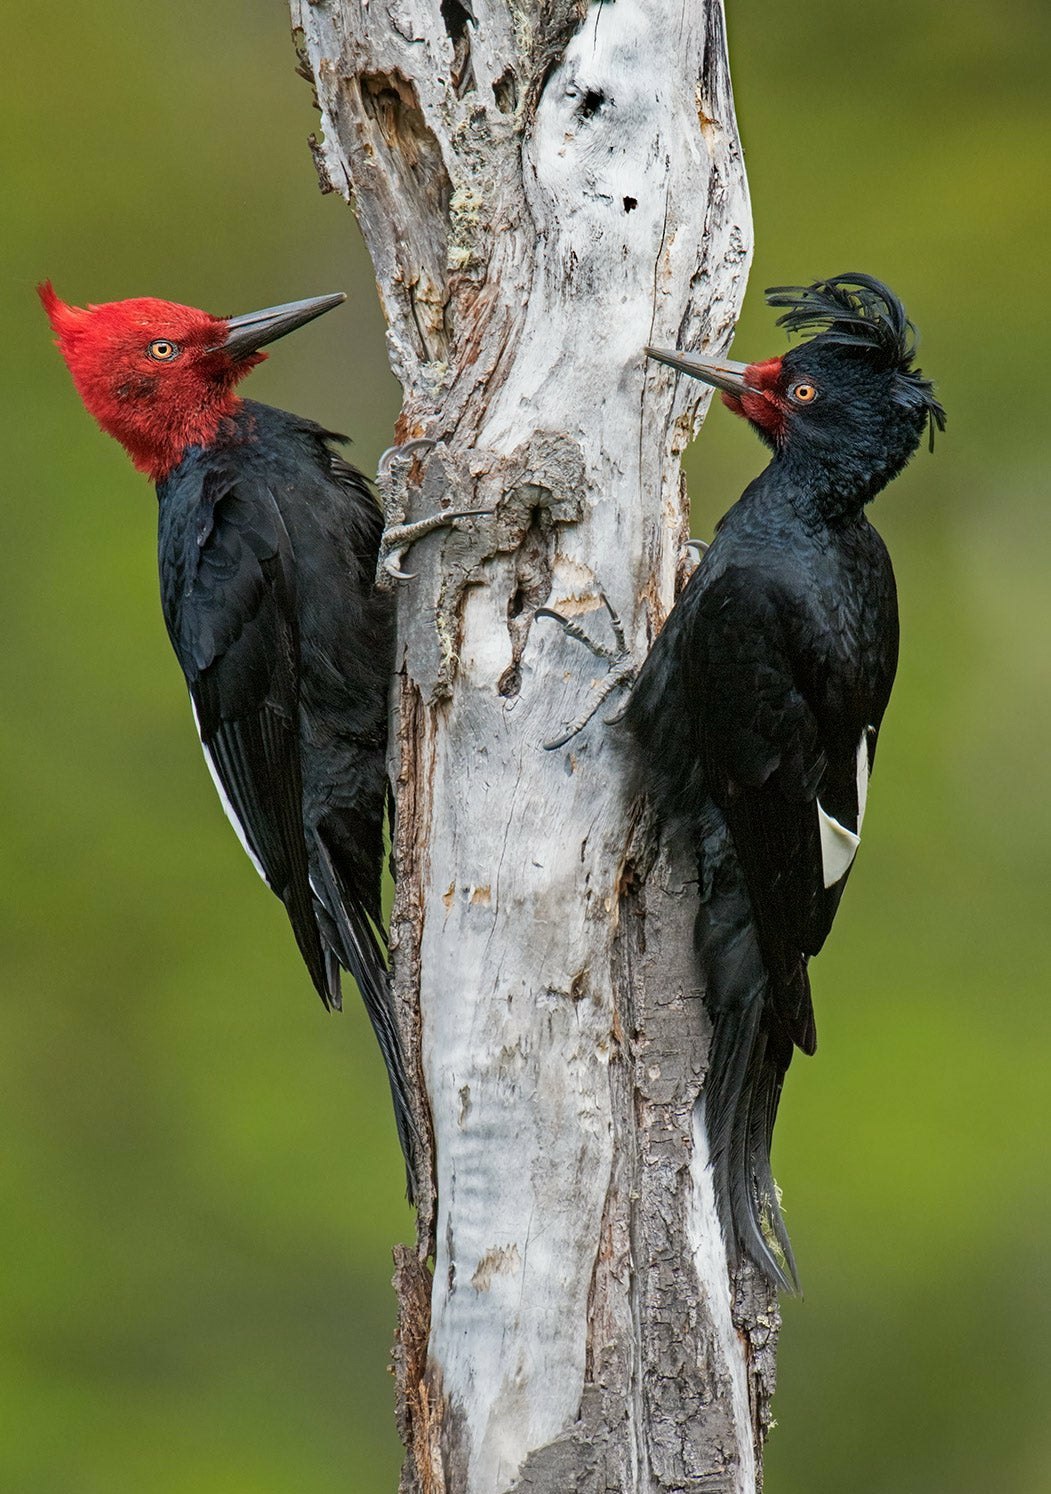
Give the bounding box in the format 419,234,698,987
159,464,331,1004
674,565,858,1052
625,547,892,1288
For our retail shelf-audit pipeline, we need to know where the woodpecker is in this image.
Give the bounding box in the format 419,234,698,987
630,274,945,1289
40,283,418,1182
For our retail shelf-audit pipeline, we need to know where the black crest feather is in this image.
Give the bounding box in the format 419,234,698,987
765,273,946,447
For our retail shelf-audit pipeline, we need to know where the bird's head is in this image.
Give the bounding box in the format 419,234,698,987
648,274,945,510
39,284,345,482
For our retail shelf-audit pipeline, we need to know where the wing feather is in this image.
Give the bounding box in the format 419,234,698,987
687,568,852,1048
161,465,331,1004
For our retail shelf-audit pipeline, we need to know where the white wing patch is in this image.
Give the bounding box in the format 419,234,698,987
817,806,859,887
189,700,271,887
856,728,870,832
817,728,872,889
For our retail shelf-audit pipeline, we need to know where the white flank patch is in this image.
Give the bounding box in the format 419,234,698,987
817,804,860,888
856,729,871,833
817,729,872,888
189,700,270,887
687,1108,758,1494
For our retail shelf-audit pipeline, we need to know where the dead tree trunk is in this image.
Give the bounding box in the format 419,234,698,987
291,2,776,1488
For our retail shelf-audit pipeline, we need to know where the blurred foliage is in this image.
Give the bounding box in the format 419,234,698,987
2,1,1048,1490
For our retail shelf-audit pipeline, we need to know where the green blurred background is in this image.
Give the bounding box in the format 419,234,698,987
3,2,1048,1490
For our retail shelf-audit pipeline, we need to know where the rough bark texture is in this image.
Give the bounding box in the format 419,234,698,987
290,2,776,1489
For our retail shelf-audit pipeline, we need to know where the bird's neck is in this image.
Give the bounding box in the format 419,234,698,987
106,389,243,483
768,448,877,527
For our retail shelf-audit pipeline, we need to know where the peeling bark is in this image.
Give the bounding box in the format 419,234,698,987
291,1,774,1489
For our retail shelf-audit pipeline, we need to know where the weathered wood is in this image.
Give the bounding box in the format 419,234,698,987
291,1,774,1488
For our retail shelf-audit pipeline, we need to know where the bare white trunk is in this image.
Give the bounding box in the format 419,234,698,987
291,2,777,1488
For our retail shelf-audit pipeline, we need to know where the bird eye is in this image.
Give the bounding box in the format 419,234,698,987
147,340,180,362
790,383,818,404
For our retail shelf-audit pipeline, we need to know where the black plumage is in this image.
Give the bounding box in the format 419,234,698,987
43,288,419,1192
158,400,416,1182
631,275,943,1288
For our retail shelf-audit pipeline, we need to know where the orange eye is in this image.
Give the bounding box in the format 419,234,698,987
147,339,180,362
791,382,817,404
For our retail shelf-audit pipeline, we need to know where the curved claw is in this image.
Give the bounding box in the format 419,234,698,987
384,552,417,581
377,437,437,481
542,665,635,751
537,599,623,664
380,507,494,584
604,694,630,727
598,589,626,654
535,607,604,656
538,591,636,749
543,725,580,753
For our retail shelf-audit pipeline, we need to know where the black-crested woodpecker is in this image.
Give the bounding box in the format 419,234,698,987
631,274,943,1288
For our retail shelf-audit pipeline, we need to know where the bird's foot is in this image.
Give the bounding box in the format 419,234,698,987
537,591,637,750
381,508,492,581
377,440,491,580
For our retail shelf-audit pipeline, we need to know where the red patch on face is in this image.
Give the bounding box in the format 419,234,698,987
39,284,257,480
721,355,787,443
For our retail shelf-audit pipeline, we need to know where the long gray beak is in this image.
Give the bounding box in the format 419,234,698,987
645,346,752,395
219,293,346,358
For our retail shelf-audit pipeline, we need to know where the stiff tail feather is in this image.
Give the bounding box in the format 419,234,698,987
695,820,801,1292
311,834,421,1200
701,997,799,1293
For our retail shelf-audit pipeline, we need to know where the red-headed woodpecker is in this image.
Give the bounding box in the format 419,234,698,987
41,284,418,1185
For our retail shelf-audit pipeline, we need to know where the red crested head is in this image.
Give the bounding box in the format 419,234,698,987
38,282,261,481
39,285,345,483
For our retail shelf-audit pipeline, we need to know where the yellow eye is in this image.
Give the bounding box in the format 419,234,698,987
147,339,180,362
791,382,817,404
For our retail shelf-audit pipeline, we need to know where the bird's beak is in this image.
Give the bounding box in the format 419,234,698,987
218,293,346,358
645,347,752,396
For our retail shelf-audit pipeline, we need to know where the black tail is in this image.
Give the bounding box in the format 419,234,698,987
311,833,421,1200
695,823,801,1293
702,1000,799,1293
